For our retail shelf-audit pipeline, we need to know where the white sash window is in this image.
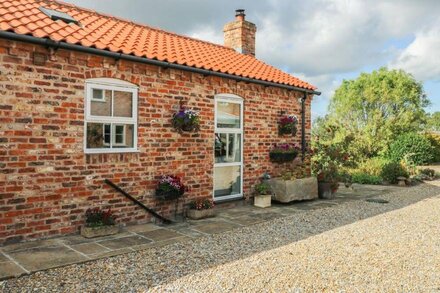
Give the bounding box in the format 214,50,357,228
84,78,138,154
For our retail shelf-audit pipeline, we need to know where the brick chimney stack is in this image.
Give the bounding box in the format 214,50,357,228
223,9,257,56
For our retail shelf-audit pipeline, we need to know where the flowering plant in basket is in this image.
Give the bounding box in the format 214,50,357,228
156,175,188,200
172,106,200,133
189,198,215,210
269,143,300,163
278,115,298,136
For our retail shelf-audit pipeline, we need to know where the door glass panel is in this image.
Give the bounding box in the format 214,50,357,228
113,91,133,117
215,133,241,163
217,101,240,128
214,166,241,198
91,89,112,116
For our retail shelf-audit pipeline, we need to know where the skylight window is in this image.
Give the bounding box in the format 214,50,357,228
39,7,79,25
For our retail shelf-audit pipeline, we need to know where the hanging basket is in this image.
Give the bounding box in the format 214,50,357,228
269,151,298,163
278,115,298,136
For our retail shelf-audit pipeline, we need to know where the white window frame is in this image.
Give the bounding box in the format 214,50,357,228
213,94,244,202
84,78,138,154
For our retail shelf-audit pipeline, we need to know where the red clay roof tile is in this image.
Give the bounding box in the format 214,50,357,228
0,0,317,90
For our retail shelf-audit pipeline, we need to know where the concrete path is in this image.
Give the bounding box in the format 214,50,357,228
0,183,406,280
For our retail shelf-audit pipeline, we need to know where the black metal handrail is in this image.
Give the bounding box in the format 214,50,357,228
104,179,172,224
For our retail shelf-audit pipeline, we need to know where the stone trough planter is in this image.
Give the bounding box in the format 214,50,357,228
268,176,318,203
80,225,120,238
187,208,216,220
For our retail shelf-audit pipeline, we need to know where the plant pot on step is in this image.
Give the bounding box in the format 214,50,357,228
81,225,120,238
254,194,272,208
318,182,337,199
187,208,216,220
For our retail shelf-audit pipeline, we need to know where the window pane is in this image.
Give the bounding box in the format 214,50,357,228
90,89,112,116
215,133,241,163
217,101,240,128
104,124,111,145
113,124,134,148
86,123,110,149
92,89,104,100
214,166,241,198
113,91,133,117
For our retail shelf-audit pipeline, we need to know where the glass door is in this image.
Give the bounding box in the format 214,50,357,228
214,95,243,201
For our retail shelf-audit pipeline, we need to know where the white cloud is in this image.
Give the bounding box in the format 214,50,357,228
390,23,440,81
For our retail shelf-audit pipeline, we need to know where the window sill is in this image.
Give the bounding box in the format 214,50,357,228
84,149,140,154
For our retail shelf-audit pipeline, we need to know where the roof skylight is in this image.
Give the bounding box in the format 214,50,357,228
39,7,79,25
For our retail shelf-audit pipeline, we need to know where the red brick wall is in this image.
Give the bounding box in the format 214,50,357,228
0,39,313,244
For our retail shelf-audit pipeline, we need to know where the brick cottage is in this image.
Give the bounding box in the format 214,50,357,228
0,0,319,244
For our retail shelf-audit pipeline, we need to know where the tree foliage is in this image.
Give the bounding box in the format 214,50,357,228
316,67,430,160
425,112,440,132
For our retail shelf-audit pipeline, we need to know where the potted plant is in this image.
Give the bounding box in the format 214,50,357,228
172,106,200,133
254,179,272,208
187,198,215,219
311,139,348,200
156,175,187,200
81,207,119,238
269,143,300,163
278,114,298,136
316,169,339,199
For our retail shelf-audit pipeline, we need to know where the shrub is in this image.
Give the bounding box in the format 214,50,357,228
425,132,440,162
357,157,390,177
189,198,214,210
419,168,436,178
381,162,409,184
85,208,116,227
350,172,382,185
386,133,434,165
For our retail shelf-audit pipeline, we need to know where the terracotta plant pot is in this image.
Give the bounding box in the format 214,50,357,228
318,182,336,199
80,225,119,238
187,208,215,220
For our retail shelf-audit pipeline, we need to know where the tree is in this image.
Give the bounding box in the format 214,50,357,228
321,67,429,159
425,112,440,132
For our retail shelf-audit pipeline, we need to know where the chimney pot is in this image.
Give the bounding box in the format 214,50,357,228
235,9,245,21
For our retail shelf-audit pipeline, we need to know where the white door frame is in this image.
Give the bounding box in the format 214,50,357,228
213,94,244,201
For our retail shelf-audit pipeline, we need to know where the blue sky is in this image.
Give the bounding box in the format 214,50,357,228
64,0,440,120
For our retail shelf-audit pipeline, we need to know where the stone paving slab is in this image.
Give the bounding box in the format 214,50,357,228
98,235,152,250
0,261,26,279
0,183,406,280
70,242,111,255
7,245,88,272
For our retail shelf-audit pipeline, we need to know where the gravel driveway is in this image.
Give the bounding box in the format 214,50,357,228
2,182,440,292
153,188,440,292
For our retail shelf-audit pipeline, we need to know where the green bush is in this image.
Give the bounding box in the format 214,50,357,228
381,162,409,184
357,157,390,177
387,133,434,165
350,172,382,185
425,132,440,162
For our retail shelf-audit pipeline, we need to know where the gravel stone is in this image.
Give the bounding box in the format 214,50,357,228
2,182,440,292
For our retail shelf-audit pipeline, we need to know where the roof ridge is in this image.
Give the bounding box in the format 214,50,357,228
37,0,236,52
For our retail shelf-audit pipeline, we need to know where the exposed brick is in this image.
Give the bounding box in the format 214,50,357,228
0,39,313,245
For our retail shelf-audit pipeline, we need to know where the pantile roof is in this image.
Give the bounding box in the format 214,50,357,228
0,0,317,90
